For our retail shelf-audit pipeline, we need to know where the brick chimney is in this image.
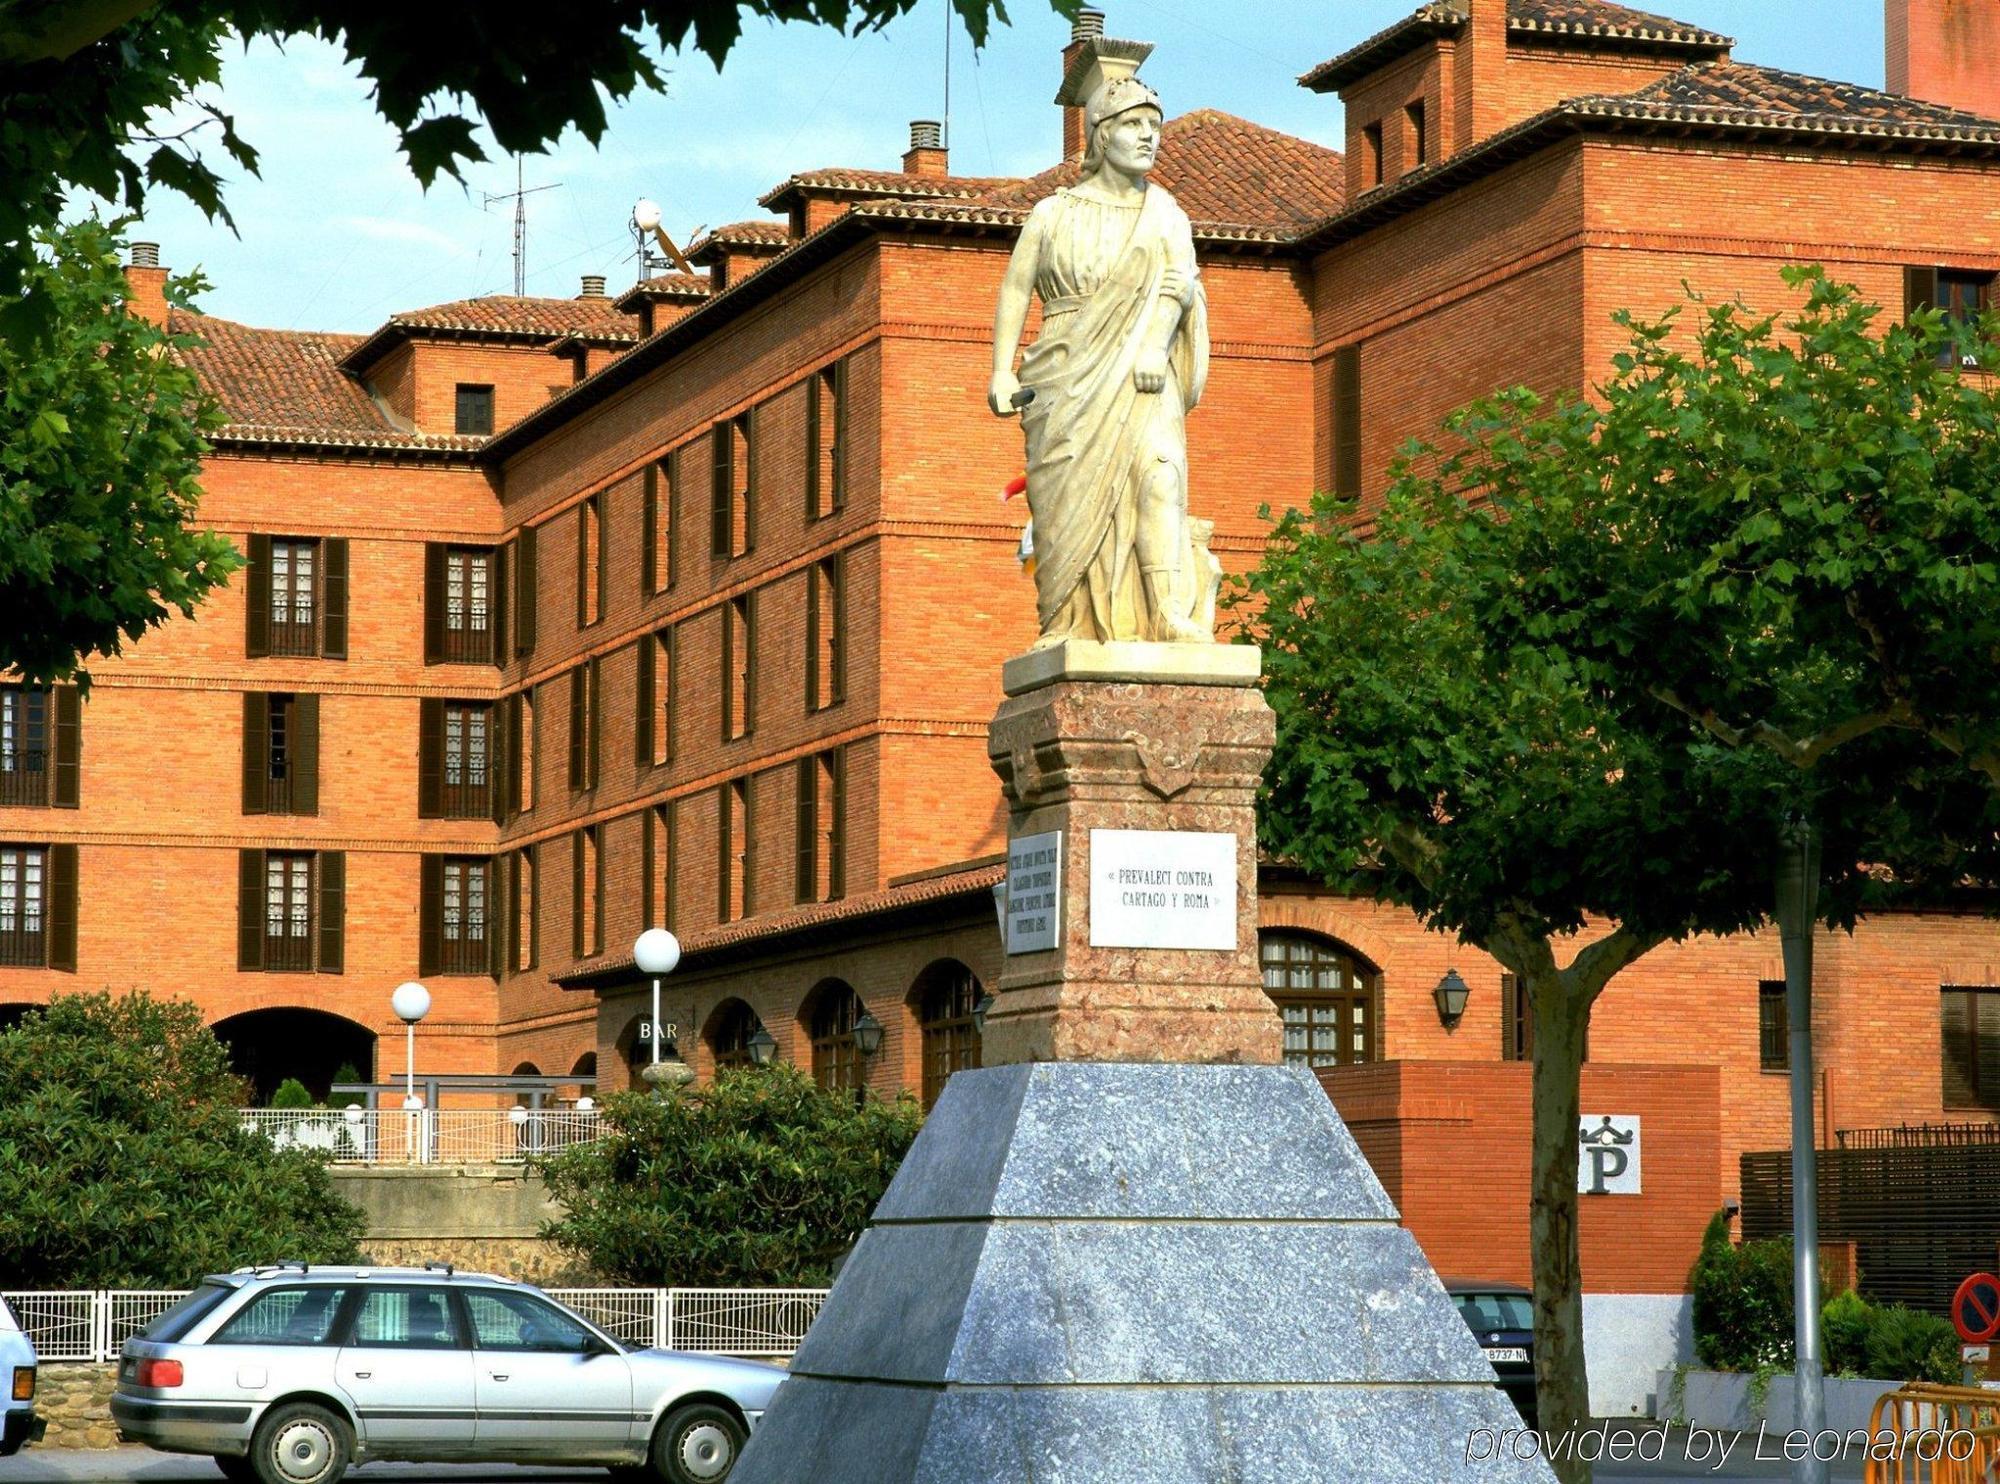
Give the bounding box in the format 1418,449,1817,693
902,120,949,177
1063,9,1105,160
1453,0,1510,157
124,241,169,327
1887,0,2000,117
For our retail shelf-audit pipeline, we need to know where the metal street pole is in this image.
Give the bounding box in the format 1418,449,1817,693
1774,821,1826,1484
651,976,662,1070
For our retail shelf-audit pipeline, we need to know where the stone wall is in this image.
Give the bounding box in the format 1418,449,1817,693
36,1363,118,1449
331,1164,595,1283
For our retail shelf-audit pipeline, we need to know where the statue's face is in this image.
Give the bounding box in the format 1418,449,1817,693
1099,107,1162,176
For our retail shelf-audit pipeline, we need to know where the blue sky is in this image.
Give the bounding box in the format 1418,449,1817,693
116,1,1888,333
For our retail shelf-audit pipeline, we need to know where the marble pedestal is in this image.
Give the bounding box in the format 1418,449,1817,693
984,641,1280,1066
727,1062,1554,1482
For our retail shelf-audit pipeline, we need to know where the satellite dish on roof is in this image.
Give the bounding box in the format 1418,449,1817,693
632,199,662,231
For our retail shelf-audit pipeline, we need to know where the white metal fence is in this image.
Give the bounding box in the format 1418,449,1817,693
236,1107,603,1165
3,1287,827,1363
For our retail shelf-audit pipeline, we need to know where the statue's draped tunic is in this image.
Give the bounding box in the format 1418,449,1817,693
1019,183,1209,641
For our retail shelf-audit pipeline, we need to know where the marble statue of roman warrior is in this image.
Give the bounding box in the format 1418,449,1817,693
989,66,1219,648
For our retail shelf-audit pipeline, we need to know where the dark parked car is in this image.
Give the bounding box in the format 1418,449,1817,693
1445,1279,1537,1428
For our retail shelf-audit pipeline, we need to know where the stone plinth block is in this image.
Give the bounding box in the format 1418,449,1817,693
728,1063,1554,1484
986,651,1279,1066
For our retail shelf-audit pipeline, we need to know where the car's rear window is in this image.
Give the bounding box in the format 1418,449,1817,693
141,1284,236,1342
1453,1292,1534,1332
212,1287,350,1347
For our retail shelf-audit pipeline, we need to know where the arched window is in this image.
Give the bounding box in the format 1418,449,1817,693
804,981,866,1094
570,1051,597,1079
510,1060,541,1077
912,961,982,1110
1259,931,1380,1067
706,999,764,1071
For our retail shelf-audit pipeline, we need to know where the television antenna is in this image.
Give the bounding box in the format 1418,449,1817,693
484,158,560,297
631,199,698,281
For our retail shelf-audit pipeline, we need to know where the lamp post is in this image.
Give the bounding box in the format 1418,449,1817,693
1775,821,1827,1484
852,1009,884,1059
391,981,430,1164
633,929,691,1091
747,1027,778,1066
1431,969,1470,1030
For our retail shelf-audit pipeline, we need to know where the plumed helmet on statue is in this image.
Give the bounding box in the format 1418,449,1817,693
1055,34,1159,127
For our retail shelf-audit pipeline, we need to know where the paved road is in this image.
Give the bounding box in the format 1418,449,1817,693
1,1426,1879,1482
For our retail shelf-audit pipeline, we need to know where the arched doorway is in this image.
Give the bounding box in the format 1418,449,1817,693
1257,931,1382,1068
910,960,983,1110
212,1007,377,1106
704,999,765,1072
800,980,867,1094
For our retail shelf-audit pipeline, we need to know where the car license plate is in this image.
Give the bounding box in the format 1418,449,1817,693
1484,1347,1529,1364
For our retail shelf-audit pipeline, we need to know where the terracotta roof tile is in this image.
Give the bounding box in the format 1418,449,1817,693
971,110,1344,235
611,273,713,313
169,309,383,431
689,219,792,255
1301,0,1729,93
759,166,1016,210
1600,58,2000,131
336,294,633,374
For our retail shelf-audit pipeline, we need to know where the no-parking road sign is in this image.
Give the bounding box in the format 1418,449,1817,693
1952,1272,2000,1344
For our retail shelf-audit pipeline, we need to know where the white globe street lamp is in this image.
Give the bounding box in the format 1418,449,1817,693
392,981,430,1113
632,929,681,1078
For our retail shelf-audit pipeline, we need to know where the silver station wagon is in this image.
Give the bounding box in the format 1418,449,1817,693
111,1264,785,1484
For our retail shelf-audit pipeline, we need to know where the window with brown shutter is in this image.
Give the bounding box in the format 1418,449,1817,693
246,533,273,657
710,423,732,558
430,856,492,975
316,850,343,973
577,496,603,628
567,663,598,792
795,758,817,905
736,409,756,557
245,693,319,816
437,701,495,818
1501,972,1531,1063
807,556,844,711
510,689,536,814
643,800,675,932
572,826,602,958
723,595,754,741
509,846,539,973
45,843,75,972
513,525,538,658
321,538,349,660
718,779,750,923
1759,979,1789,1071
237,848,265,970
1332,346,1361,500
0,845,49,966
795,750,844,904
267,537,323,657
1942,985,2000,1111
428,546,498,663
808,360,847,520
262,851,316,972
643,454,676,595
1,687,53,807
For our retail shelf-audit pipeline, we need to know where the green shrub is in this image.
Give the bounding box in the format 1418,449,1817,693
0,993,365,1287
1821,1288,1874,1378
1865,1305,1961,1384
538,1064,923,1286
1690,1210,1796,1371
269,1078,315,1109
331,1062,363,1089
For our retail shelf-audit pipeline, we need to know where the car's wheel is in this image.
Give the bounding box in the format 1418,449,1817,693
650,1401,746,1484
216,1456,259,1484
247,1402,350,1484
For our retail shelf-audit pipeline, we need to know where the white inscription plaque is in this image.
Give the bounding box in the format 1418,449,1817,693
1088,829,1238,950
1005,831,1063,955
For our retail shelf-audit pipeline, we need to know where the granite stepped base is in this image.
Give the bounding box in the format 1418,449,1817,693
729,1062,1555,1483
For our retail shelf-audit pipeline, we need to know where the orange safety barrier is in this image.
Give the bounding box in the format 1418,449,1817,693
1866,1384,2000,1484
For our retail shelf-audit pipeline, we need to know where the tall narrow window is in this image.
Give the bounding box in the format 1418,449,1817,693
577,495,602,628
573,826,602,958
0,846,45,966
643,800,676,932
263,852,315,972
0,687,50,807
441,548,495,662
916,961,984,1110
1405,100,1427,168
1332,345,1361,500
1501,973,1531,1063
644,454,675,595
718,779,750,923
443,702,491,817
245,692,320,816
807,556,845,712
1758,979,1789,1071
809,361,846,520
709,415,755,558
455,384,495,435
440,857,490,975
567,661,599,792
807,981,866,1094
723,595,755,742
1942,985,2000,1111
511,847,538,973
270,538,320,656
1362,121,1383,188
509,689,537,815
795,750,844,904
637,628,673,768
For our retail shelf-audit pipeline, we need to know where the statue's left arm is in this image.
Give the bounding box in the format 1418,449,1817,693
1133,206,1203,397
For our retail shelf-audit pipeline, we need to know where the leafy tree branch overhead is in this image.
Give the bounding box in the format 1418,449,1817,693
0,0,1070,344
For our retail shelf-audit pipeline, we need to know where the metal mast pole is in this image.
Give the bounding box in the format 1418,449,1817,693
1775,821,1826,1484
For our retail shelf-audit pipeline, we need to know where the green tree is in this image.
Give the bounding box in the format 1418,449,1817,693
1,216,239,685
538,1065,922,1286
0,992,365,1287
0,0,1057,344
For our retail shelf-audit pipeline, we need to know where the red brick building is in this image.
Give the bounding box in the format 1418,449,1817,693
5,0,2000,1399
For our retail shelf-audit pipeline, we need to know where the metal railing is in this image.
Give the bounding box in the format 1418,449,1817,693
4,1287,827,1363
0,753,49,806
237,1107,603,1165
1837,1122,2000,1150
